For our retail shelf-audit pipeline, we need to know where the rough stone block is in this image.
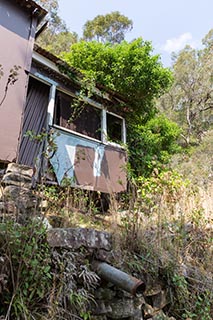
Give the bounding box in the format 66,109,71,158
2,172,32,188
94,288,116,300
92,301,112,315
152,290,168,310
0,201,16,213
6,163,34,178
95,249,114,263
141,302,155,318
3,186,36,211
47,227,112,251
107,298,135,318
0,186,3,200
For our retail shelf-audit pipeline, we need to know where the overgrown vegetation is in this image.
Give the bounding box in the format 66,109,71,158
1,2,212,318
128,115,181,176
0,159,212,319
0,218,100,319
115,171,213,319
0,219,52,319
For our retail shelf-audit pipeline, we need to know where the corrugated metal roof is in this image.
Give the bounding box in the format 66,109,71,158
14,0,47,24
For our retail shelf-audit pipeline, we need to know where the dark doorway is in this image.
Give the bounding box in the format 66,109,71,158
18,77,50,167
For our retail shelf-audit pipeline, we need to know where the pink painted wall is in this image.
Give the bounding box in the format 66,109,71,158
0,0,37,162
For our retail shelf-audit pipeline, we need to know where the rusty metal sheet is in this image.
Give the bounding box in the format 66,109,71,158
96,145,127,193
49,127,127,193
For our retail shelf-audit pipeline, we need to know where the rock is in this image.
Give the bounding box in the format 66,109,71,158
3,186,36,212
141,302,155,318
92,301,112,315
33,216,52,230
0,201,16,213
133,308,144,320
6,163,34,178
96,249,114,263
117,289,132,298
2,172,32,188
107,298,136,318
47,227,112,251
134,294,146,309
0,255,9,295
0,169,6,180
0,202,5,212
152,290,168,310
0,187,3,200
94,287,116,300
0,273,8,294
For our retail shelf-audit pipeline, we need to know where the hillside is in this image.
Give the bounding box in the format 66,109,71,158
0,133,212,319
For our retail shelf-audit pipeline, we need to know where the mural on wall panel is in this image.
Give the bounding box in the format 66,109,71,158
49,128,127,193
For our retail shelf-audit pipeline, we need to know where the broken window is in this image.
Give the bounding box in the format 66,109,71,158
54,90,102,140
107,113,123,144
53,90,125,145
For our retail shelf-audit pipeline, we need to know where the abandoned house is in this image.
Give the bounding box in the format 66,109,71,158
0,0,127,193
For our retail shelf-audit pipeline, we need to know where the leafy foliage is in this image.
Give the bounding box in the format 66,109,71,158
63,39,173,121
36,0,78,55
83,11,133,44
36,0,67,34
0,219,52,319
128,115,181,176
158,29,213,145
41,31,78,56
119,171,213,319
62,38,177,177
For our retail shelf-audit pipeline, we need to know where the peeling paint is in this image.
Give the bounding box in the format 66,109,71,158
50,128,104,184
49,127,127,193
93,145,105,177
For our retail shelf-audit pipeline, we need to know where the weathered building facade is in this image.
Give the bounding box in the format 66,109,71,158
0,0,46,162
0,0,127,193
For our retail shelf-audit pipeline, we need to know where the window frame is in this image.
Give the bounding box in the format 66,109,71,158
30,72,126,147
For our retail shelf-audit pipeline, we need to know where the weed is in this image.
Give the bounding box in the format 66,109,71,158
0,218,52,319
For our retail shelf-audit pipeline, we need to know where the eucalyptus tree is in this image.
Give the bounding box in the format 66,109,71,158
158,30,213,145
83,11,133,44
36,0,78,55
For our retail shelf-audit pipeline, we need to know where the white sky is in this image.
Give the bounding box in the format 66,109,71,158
59,0,213,67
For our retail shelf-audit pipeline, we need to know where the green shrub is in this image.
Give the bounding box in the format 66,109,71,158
0,219,52,319
128,115,181,177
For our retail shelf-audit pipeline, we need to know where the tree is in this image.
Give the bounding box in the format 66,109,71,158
62,39,176,176
63,39,172,122
158,31,213,145
41,31,78,56
83,11,133,44
36,0,67,34
35,0,78,55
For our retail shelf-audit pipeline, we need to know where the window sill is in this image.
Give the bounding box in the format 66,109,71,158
51,124,126,150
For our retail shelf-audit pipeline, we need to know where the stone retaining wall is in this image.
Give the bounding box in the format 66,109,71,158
0,163,176,319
